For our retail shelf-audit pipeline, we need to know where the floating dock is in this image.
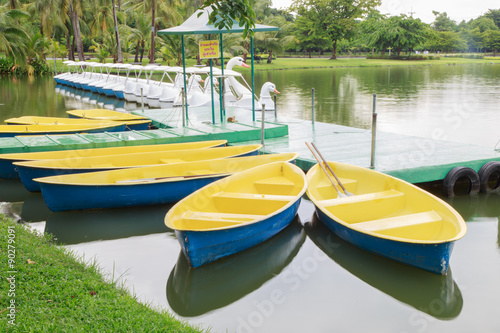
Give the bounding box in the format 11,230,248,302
131,106,500,184
1,105,499,185
0,114,287,154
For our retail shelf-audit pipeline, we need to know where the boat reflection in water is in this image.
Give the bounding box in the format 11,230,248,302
0,179,30,203
21,193,52,222
45,204,173,245
56,84,135,112
167,217,306,317
304,215,463,319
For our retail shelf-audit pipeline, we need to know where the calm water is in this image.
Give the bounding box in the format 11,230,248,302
1,64,500,332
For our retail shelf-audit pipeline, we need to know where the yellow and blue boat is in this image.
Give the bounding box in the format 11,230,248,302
5,116,151,131
306,161,467,275
0,123,126,138
37,153,298,212
165,161,307,268
0,139,226,179
15,144,261,191
66,109,148,121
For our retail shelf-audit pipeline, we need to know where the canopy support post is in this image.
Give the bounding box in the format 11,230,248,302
251,36,255,122
219,33,224,123
181,35,189,121
209,34,215,124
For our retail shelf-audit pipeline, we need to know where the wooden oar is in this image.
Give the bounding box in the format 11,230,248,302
305,142,347,198
311,142,354,196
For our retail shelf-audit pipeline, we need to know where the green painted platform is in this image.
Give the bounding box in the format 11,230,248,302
0,110,288,154
235,115,500,184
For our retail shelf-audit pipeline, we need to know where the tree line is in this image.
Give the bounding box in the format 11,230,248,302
1,0,499,75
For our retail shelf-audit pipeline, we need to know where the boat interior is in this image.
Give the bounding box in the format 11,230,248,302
172,163,306,230
308,163,462,242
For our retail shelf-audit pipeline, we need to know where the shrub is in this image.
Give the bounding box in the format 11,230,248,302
444,54,484,59
0,57,14,75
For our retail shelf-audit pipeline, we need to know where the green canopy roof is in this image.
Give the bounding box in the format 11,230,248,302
157,8,279,36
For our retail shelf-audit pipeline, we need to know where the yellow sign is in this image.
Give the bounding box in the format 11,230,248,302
199,40,219,59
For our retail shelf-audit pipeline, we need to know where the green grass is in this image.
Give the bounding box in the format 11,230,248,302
0,216,205,333
238,56,500,71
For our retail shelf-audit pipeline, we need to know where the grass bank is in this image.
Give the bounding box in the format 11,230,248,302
0,215,204,333
239,56,500,71
49,56,500,75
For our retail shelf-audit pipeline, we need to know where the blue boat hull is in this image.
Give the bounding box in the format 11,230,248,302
18,166,112,192
0,122,126,138
0,159,20,179
0,123,125,138
40,175,227,211
125,122,149,131
114,91,125,99
103,88,115,97
315,208,455,275
176,199,302,268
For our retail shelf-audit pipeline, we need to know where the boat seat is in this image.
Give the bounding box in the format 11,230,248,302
314,178,358,197
253,176,296,195
90,163,116,168
180,210,266,229
211,192,295,215
213,192,296,201
185,169,216,176
159,158,185,164
353,211,443,232
319,189,404,207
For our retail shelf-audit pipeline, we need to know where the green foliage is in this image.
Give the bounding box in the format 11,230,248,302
367,15,430,55
0,57,49,76
292,0,381,59
0,7,31,65
484,9,500,29
200,0,256,38
444,54,484,59
366,54,440,60
483,30,500,54
89,41,111,63
431,11,458,32
0,57,14,75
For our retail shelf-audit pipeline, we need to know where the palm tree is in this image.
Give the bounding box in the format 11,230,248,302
0,6,30,65
129,0,181,64
24,31,50,74
158,34,182,65
255,16,295,63
123,14,151,63
68,0,85,61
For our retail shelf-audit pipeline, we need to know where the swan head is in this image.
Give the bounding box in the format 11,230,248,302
227,57,249,69
262,82,279,95
189,75,204,83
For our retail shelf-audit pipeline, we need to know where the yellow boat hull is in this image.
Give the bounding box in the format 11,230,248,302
37,153,299,212
14,144,262,191
0,139,227,179
66,109,148,121
5,116,151,130
0,123,125,137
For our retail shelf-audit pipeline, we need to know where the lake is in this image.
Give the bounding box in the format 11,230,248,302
1,63,500,332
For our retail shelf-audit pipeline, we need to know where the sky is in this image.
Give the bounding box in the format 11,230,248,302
270,0,499,24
